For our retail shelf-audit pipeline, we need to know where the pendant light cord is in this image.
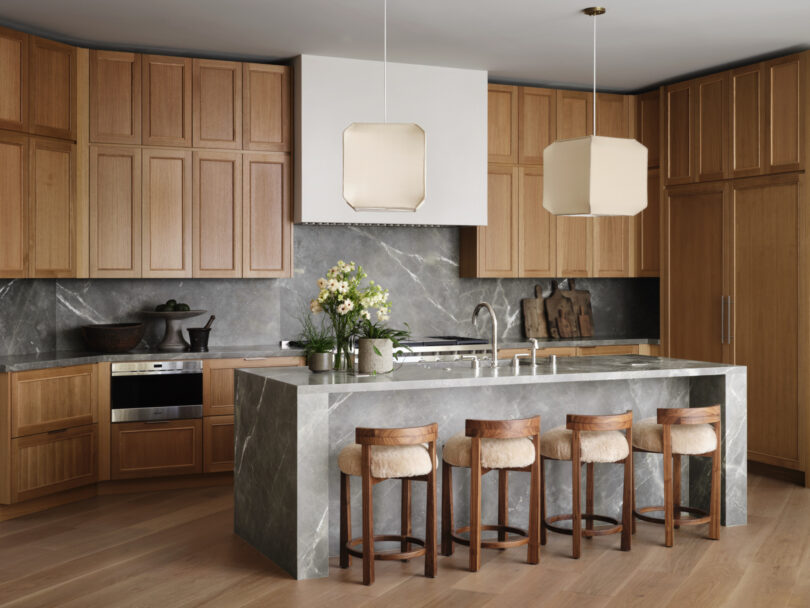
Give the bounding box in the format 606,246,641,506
592,12,596,134
384,0,388,123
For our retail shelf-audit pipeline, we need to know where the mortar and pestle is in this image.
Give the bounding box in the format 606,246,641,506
187,315,215,352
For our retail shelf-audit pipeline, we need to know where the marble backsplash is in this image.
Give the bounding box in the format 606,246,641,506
0,225,659,356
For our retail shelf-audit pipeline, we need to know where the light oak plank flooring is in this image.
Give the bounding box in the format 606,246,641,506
0,473,808,607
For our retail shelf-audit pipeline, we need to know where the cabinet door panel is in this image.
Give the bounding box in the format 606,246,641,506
518,167,555,277
0,131,27,277
142,55,191,147
478,165,518,277
193,59,241,149
636,89,660,168
635,168,660,277
242,153,292,277
111,419,202,479
90,146,141,277
29,137,76,278
665,82,694,185
90,51,141,144
29,36,75,140
665,184,726,363
518,87,555,165
142,148,192,277
0,26,28,132
193,151,242,277
488,85,517,163
243,63,289,151
11,424,97,503
556,90,592,139
695,73,729,182
731,175,801,468
731,64,765,177
766,55,802,173
204,415,234,473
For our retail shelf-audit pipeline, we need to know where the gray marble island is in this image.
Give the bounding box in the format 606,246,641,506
233,355,746,579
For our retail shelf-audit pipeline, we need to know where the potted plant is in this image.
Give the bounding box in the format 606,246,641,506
356,319,411,374
298,314,336,373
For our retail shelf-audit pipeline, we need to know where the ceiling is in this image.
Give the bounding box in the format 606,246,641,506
1,0,808,92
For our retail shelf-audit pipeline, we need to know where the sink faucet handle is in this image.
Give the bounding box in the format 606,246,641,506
528,339,539,366
461,355,480,370
512,353,530,369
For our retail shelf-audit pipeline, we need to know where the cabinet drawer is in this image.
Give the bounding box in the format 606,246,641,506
11,364,97,437
576,345,640,356
10,424,97,503
204,415,234,473
111,419,202,480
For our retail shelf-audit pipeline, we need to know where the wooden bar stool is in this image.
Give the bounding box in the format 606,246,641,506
540,411,633,558
632,405,721,547
338,423,438,586
441,416,541,572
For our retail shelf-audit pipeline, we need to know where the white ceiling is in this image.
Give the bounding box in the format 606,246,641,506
2,0,808,92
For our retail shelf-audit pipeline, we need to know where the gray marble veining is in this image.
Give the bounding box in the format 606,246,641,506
0,280,56,356
233,356,746,579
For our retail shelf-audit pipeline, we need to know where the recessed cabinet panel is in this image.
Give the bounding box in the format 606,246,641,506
480,165,518,277
518,87,555,165
518,167,555,277
488,85,517,163
242,153,291,278
142,148,192,277
0,26,28,132
0,132,28,277
203,415,234,473
90,51,141,144
142,55,192,147
635,168,660,277
111,419,202,479
556,90,592,139
637,89,660,168
28,36,75,140
695,73,729,182
90,146,141,277
243,63,289,152
766,55,802,173
193,59,242,149
593,217,630,277
665,82,694,185
731,65,765,177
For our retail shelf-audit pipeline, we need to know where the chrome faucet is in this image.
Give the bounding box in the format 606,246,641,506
472,302,499,368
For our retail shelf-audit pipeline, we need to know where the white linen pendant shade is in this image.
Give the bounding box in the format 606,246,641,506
542,135,648,216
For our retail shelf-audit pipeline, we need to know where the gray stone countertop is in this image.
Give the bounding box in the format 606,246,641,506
498,337,660,349
0,345,307,372
239,355,744,395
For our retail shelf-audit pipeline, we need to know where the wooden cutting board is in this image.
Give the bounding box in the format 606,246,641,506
544,280,579,339
522,285,549,339
561,279,594,337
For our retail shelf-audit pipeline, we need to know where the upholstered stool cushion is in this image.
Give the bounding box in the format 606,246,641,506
338,443,433,478
633,418,717,455
540,427,629,463
442,433,535,469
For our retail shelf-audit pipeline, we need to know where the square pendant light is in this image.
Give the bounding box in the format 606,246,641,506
543,135,648,216
343,122,426,212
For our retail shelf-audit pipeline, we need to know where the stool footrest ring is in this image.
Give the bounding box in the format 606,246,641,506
450,523,529,549
634,505,710,526
544,513,622,537
345,534,427,561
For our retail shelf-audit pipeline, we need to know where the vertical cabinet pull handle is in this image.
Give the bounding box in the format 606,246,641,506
727,296,733,344
721,296,725,344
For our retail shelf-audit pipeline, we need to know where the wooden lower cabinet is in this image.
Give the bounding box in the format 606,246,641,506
111,419,202,480
204,415,234,473
10,424,97,503
576,345,639,356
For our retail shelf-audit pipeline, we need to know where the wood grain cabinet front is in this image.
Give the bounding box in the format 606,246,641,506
90,50,141,144
111,419,202,480
0,26,28,132
28,36,76,140
243,63,290,152
0,131,28,278
193,59,242,149
203,415,234,473
488,84,518,164
142,55,192,147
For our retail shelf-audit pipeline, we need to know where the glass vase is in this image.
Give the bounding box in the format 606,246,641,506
333,335,354,372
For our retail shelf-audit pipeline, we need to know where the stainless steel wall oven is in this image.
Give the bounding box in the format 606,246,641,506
110,361,203,423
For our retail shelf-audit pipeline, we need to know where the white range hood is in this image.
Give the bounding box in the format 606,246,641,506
294,54,487,225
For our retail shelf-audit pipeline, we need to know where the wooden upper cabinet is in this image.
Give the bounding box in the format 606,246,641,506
0,131,28,277
664,81,694,185
636,89,660,168
193,59,242,149
0,26,28,132
28,36,76,140
242,152,292,277
595,92,629,137
29,137,77,278
480,165,519,277
635,168,660,277
518,87,555,165
142,148,192,277
695,72,729,182
556,89,593,139
765,54,803,174
142,55,192,147
193,151,242,277
730,64,765,178
89,145,141,278
243,63,290,152
518,167,555,277
488,85,518,163
90,51,141,144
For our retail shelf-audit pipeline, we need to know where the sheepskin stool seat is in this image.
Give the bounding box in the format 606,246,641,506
632,406,722,548
540,411,634,559
339,423,438,586
441,417,541,573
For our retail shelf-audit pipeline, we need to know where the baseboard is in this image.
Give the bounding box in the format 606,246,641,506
748,460,805,486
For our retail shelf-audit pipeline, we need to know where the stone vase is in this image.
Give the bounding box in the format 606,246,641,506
308,352,334,373
358,338,393,374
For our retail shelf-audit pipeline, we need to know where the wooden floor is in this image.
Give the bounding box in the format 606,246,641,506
0,472,808,607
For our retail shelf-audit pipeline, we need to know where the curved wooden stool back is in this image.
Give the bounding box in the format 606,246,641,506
632,405,721,547
441,416,541,572
339,423,438,586
541,411,633,559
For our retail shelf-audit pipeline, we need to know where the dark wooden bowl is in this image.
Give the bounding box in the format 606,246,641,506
81,323,145,353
